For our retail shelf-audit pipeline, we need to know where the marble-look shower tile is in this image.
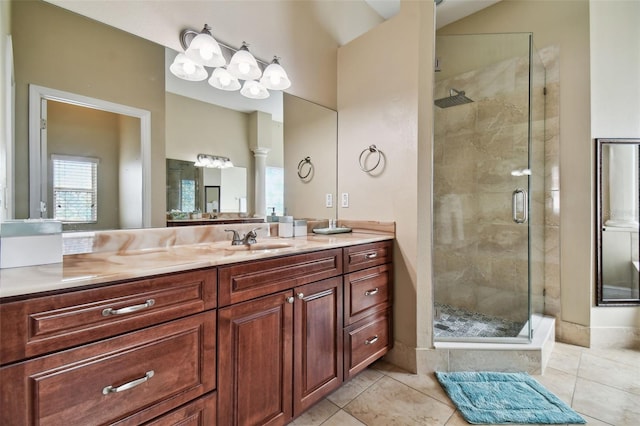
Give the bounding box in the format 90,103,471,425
545,191,560,226
344,376,455,426
577,352,640,395
539,45,560,83
326,369,383,408
573,378,640,426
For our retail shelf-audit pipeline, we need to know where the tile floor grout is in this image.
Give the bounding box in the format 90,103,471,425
293,342,639,426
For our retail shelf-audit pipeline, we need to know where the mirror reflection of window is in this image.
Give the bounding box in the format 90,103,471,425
265,166,284,216
180,180,196,212
51,155,98,223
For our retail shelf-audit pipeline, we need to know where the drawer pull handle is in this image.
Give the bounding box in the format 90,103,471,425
364,288,379,296
102,299,155,317
286,296,295,304
364,335,379,345
102,370,154,395
365,253,378,259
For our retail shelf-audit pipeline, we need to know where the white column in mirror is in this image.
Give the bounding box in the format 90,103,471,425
253,147,270,217
606,144,639,227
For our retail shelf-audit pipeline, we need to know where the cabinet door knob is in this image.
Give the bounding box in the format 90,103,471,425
297,293,304,299
102,299,155,317
286,296,295,304
364,335,379,345
364,288,379,296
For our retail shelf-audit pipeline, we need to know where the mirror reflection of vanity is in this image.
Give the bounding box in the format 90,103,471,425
10,0,337,232
596,138,640,305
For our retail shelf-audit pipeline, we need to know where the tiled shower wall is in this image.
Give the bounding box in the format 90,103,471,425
433,43,560,326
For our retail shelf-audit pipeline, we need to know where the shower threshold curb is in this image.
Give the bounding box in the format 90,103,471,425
434,316,555,374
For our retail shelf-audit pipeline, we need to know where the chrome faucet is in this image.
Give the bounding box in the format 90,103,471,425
225,228,259,246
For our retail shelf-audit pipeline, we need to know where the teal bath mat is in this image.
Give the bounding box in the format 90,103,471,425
435,372,586,424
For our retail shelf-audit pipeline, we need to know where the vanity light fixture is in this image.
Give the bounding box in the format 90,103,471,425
227,42,262,81
169,53,208,81
185,24,226,67
194,154,234,169
170,24,291,100
260,57,291,90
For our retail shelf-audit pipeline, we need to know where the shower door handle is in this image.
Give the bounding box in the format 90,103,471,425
512,188,528,224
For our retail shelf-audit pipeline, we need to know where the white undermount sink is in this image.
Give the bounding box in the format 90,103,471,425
225,242,293,251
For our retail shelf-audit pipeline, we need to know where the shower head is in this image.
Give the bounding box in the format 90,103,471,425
434,88,474,108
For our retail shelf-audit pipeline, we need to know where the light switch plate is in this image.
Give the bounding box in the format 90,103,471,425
325,193,333,208
341,192,349,208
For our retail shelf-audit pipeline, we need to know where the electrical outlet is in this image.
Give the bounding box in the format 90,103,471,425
325,193,333,208
341,192,349,208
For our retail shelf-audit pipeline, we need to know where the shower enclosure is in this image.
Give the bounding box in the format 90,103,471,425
433,33,545,343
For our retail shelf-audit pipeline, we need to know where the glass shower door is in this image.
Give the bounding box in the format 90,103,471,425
433,33,540,342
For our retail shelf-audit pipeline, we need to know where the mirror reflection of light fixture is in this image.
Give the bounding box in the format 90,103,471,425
194,154,234,169
169,53,208,81
185,24,226,67
240,80,270,100
170,25,291,97
227,42,262,81
260,57,291,90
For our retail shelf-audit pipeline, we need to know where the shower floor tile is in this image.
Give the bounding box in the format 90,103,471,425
434,303,525,338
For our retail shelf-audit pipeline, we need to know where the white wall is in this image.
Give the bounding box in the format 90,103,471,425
589,0,640,339
590,0,640,138
338,0,435,372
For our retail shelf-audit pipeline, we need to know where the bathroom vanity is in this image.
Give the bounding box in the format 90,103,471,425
0,226,393,425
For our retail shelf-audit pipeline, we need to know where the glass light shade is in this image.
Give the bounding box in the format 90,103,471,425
222,159,234,168
260,58,291,90
169,53,208,81
185,32,226,67
240,80,270,99
228,43,262,80
208,67,241,91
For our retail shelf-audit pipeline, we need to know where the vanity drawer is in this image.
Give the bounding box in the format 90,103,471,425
344,264,392,326
344,308,392,380
0,269,217,365
141,392,217,426
218,248,342,306
0,311,216,426
343,241,393,273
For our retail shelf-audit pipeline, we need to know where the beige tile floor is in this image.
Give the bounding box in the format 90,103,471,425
291,343,640,426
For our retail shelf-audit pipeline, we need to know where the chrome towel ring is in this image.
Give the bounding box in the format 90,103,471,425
359,145,383,172
297,156,313,180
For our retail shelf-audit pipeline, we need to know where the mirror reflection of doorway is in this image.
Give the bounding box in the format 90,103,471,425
205,186,220,215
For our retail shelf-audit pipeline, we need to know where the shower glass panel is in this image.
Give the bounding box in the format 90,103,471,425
433,33,545,343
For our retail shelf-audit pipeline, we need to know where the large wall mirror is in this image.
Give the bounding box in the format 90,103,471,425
10,0,337,231
596,138,640,305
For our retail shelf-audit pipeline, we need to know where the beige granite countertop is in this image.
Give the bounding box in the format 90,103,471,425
0,231,393,300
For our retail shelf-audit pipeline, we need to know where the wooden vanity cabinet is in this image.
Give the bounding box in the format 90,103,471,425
0,269,217,426
217,250,344,426
342,241,394,380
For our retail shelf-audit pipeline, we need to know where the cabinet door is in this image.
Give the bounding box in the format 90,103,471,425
293,277,343,416
218,290,293,426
